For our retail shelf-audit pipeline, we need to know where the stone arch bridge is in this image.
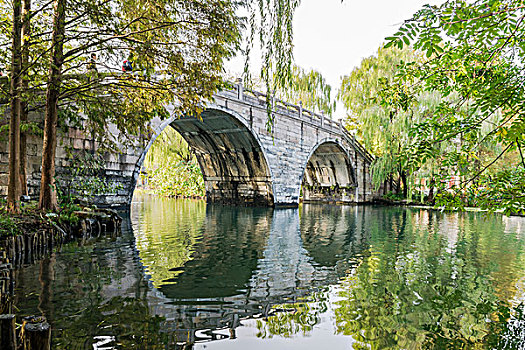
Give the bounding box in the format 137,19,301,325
1,83,383,207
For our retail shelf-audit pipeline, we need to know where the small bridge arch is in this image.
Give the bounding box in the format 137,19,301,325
301,139,358,203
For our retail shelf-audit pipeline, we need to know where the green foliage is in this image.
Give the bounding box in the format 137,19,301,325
144,126,193,166
382,191,405,202
338,46,420,133
0,201,45,237
0,0,243,153
144,159,205,198
55,149,122,206
57,202,81,227
243,0,301,130
381,0,525,214
142,127,205,198
0,211,21,237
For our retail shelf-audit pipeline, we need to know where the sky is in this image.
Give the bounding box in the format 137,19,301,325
226,0,443,118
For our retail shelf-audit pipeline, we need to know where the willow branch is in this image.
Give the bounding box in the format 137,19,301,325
517,138,525,168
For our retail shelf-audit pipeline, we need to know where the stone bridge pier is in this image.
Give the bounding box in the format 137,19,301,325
0,83,384,208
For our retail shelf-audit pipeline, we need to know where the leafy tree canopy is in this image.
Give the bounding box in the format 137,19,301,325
338,46,444,198
378,0,525,214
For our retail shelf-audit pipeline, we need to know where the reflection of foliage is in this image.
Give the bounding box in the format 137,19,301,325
335,209,525,349
13,227,170,349
133,196,206,287
256,292,328,339
495,303,525,350
157,205,271,299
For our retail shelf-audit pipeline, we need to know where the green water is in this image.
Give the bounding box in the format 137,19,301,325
14,194,525,349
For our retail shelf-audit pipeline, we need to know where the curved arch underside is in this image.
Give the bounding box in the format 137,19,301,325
302,142,356,203
169,109,274,206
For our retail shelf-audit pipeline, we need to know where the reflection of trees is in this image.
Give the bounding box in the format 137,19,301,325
335,208,525,349
158,205,271,299
132,195,206,287
256,291,328,339
300,204,361,267
13,201,525,349
56,296,168,349
14,216,171,349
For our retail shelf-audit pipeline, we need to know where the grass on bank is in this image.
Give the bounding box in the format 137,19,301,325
0,201,42,237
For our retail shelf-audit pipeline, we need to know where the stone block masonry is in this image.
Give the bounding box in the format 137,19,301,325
0,84,381,208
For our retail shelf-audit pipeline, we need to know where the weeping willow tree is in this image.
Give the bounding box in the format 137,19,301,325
338,46,443,198
242,0,301,129
276,65,335,116
339,44,519,205
338,46,419,142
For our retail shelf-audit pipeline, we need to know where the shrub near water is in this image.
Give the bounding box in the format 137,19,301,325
0,212,20,237
144,159,205,198
142,127,205,198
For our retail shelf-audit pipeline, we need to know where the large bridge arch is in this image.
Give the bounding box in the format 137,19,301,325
299,138,358,203
131,104,275,206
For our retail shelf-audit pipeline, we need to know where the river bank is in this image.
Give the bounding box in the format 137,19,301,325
0,203,122,349
373,197,525,217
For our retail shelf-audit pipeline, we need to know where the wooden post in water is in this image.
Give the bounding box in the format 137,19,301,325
22,316,51,350
0,314,17,350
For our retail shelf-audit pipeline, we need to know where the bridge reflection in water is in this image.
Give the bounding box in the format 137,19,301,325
12,196,525,349
132,195,366,347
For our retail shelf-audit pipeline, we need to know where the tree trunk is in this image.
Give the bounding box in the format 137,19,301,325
400,170,408,199
0,314,17,350
20,0,31,196
39,0,66,211
428,177,435,204
7,0,23,213
394,177,401,195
